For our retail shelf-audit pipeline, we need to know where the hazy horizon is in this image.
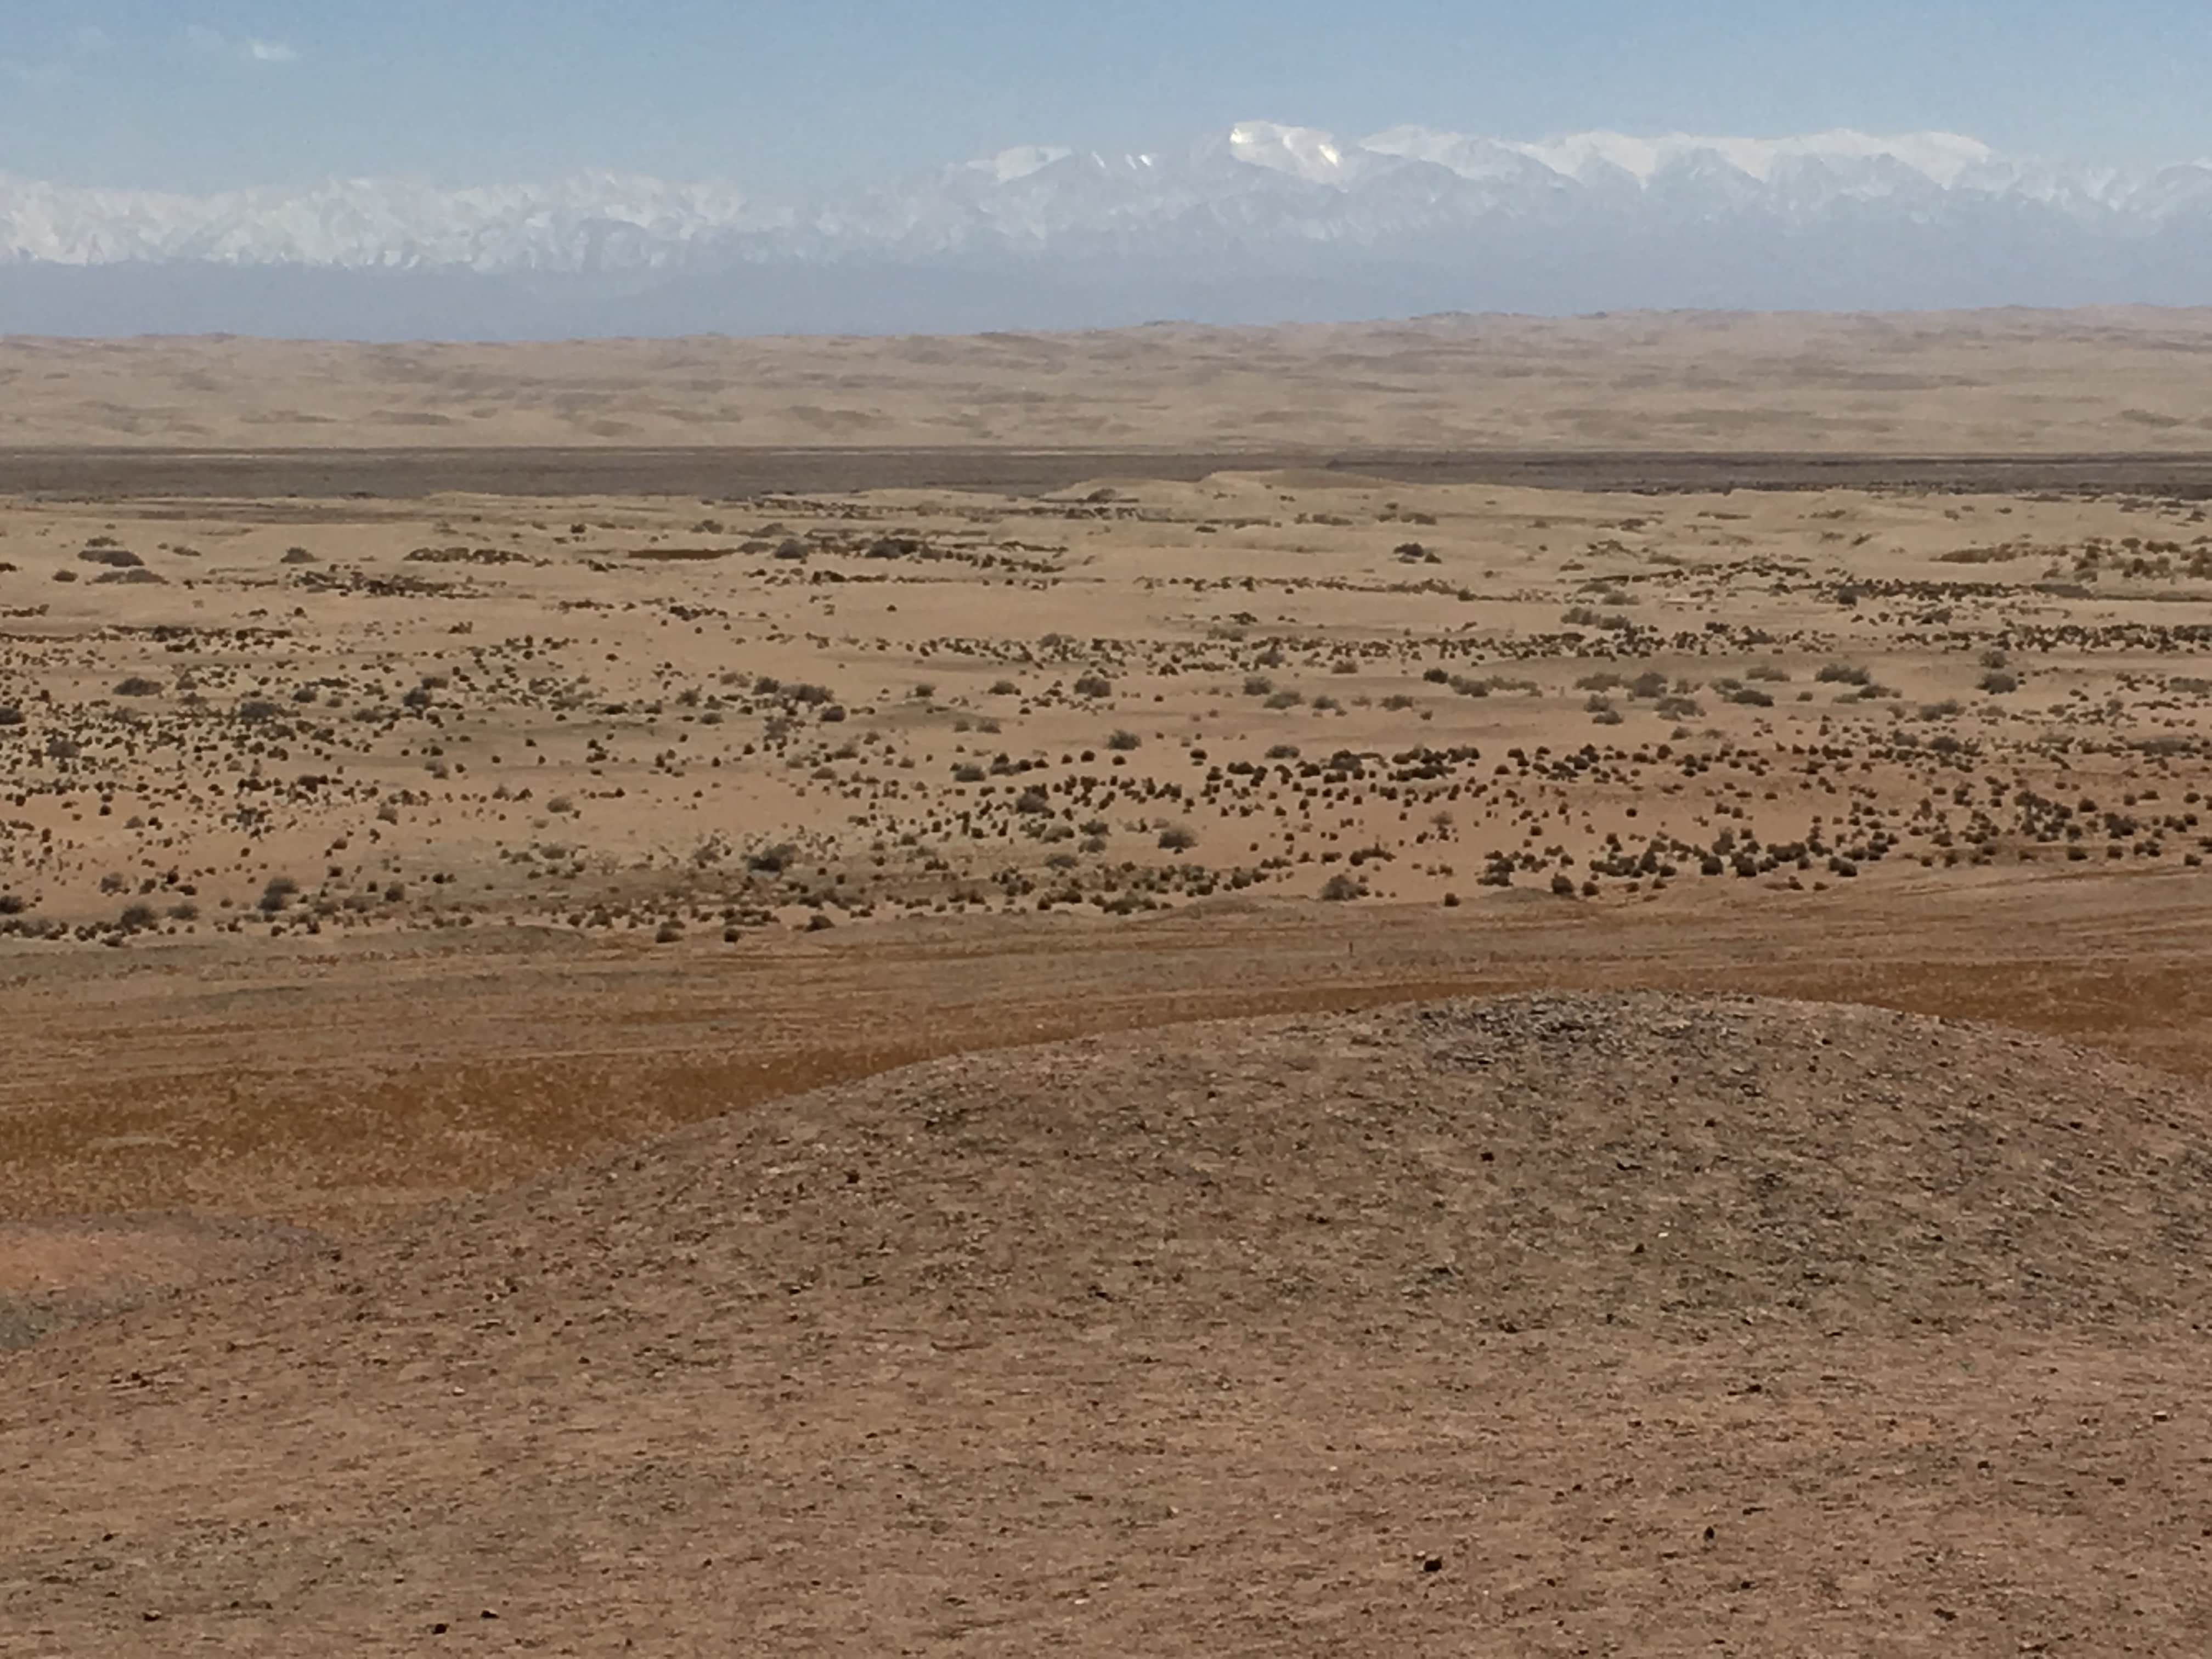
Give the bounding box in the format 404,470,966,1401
7,3,2210,337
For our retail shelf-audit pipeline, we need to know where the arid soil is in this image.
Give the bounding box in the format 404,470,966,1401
9,469,2212,949
10,316,2212,1654
7,994,2212,1655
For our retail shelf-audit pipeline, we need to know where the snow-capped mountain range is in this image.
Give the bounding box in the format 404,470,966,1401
5,122,2210,336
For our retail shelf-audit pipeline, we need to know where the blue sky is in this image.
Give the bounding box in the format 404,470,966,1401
3,0,2208,191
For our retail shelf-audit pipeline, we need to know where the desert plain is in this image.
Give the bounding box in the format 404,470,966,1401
7,310,2212,1654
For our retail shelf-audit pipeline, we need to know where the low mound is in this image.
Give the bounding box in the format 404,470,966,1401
0,1214,319,1352
7,994,2212,1655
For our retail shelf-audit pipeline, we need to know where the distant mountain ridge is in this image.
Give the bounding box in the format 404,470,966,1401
5,121,2209,337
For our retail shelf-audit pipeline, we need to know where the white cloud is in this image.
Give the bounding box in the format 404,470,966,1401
1,55,71,87
183,25,301,64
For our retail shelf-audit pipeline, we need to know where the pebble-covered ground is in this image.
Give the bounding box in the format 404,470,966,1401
7,992,2212,1655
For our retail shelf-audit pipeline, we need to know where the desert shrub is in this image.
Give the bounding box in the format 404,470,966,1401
1817,663,1871,685
1073,673,1113,698
1157,824,1197,851
748,843,796,873
281,546,317,565
114,677,162,697
1105,729,1142,751
1319,873,1364,901
257,876,299,915
1264,690,1302,709
78,546,143,568
1979,670,2020,694
952,763,985,783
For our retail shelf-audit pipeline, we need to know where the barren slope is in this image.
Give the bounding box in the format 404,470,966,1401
7,992,2212,1655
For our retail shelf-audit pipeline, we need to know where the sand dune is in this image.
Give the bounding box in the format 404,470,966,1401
5,308,2212,454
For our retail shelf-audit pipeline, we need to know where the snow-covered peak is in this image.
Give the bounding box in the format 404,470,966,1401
967,145,1074,184
1228,121,1356,184
1495,127,1997,189
2,120,2205,292
1226,121,2005,194
1362,126,1561,183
